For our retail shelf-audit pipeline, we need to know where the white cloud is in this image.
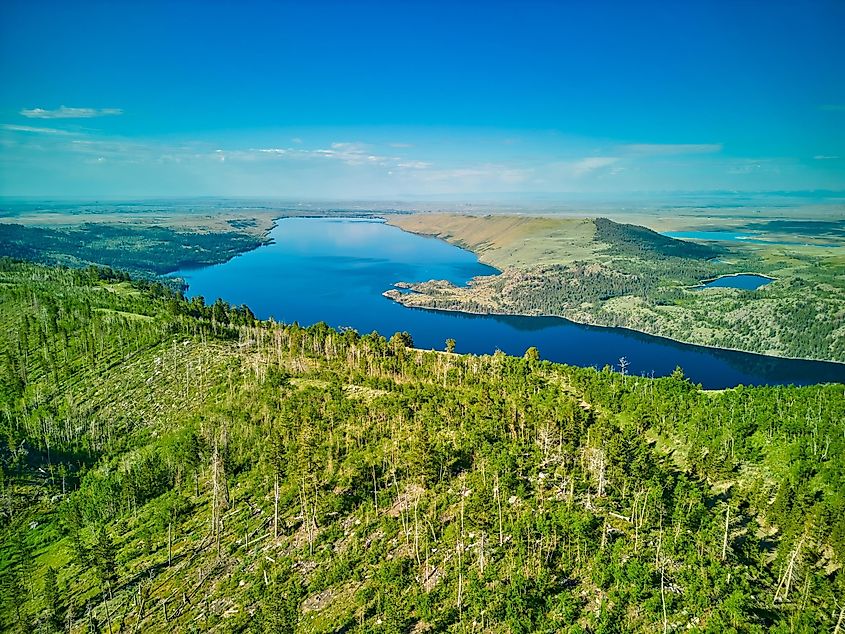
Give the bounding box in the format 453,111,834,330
813,155,840,160
304,142,398,166
211,142,410,169
417,168,488,182
20,106,123,119
820,104,845,112
396,160,431,170
622,143,722,155
66,138,179,165
415,164,532,186
571,156,620,176
211,148,288,162
1,123,79,135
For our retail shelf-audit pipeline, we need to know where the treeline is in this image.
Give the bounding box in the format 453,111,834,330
168,295,258,327
0,260,843,633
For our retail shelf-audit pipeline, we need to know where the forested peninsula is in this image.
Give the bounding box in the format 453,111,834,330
1,259,843,632
385,214,845,363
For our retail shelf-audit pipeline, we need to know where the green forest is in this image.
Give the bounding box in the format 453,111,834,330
1,258,844,633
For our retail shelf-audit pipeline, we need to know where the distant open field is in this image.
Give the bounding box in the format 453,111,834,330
0,202,280,235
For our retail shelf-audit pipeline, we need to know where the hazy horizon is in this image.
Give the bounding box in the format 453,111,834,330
2,189,844,218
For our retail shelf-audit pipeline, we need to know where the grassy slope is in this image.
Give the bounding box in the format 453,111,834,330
386,214,845,362
1,261,844,633
388,214,599,269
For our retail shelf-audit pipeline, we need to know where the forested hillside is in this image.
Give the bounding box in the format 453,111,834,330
1,258,843,633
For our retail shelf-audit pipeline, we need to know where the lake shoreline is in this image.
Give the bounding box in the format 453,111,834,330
170,212,840,371
171,215,844,386
164,212,400,279
178,211,837,370
696,272,777,286
382,290,845,370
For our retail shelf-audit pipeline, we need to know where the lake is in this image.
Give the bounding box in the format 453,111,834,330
174,217,845,389
666,230,759,242
699,274,774,290
665,230,839,248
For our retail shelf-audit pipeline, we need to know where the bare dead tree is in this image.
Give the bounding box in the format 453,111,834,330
618,356,630,383
774,535,805,604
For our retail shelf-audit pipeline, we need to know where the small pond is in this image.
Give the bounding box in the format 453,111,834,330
699,274,774,290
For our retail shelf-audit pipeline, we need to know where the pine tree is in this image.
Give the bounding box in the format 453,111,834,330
92,525,117,589
41,566,62,633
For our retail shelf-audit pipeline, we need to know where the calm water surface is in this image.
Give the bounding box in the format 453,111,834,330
175,218,845,389
665,230,838,248
700,274,774,290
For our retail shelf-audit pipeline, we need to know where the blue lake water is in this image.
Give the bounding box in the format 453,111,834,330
665,230,838,248
700,274,774,290
174,217,845,389
666,230,758,242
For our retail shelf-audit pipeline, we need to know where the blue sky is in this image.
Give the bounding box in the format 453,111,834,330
1,0,843,199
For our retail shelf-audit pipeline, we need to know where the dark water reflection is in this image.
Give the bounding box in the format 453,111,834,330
174,218,845,389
